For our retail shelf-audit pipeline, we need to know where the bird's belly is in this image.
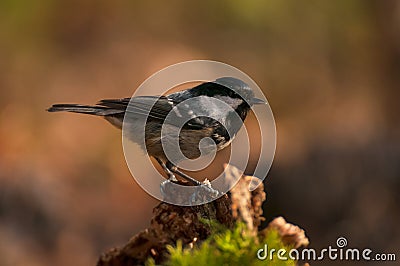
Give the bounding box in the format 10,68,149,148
123,121,233,162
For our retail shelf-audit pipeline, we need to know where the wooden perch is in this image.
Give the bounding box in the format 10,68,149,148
97,187,234,265
97,165,308,266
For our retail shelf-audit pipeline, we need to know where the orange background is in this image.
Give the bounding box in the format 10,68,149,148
0,1,399,265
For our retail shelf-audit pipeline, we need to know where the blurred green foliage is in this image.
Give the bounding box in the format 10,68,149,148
147,223,295,266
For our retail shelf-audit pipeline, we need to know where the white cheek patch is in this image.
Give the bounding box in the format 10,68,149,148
214,95,243,109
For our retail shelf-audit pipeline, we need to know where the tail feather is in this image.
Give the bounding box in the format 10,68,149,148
47,104,124,116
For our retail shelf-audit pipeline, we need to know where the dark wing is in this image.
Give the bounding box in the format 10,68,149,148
100,95,220,130
98,96,173,121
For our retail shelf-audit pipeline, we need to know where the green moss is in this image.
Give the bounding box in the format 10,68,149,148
146,223,296,266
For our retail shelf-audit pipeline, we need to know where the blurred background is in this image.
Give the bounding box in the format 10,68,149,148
0,1,399,265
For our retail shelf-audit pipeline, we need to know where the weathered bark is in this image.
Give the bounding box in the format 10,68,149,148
97,194,233,266
96,165,306,266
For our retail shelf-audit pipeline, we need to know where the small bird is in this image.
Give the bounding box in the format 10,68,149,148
48,77,265,185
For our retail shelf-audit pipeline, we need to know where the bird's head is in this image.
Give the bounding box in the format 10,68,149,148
213,77,265,107
188,77,264,107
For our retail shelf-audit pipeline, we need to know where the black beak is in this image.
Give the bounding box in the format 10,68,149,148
250,97,266,105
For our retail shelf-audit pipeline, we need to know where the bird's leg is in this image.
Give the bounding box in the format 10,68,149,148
166,161,202,186
155,158,177,181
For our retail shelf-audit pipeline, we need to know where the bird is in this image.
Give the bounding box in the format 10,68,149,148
47,77,265,185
